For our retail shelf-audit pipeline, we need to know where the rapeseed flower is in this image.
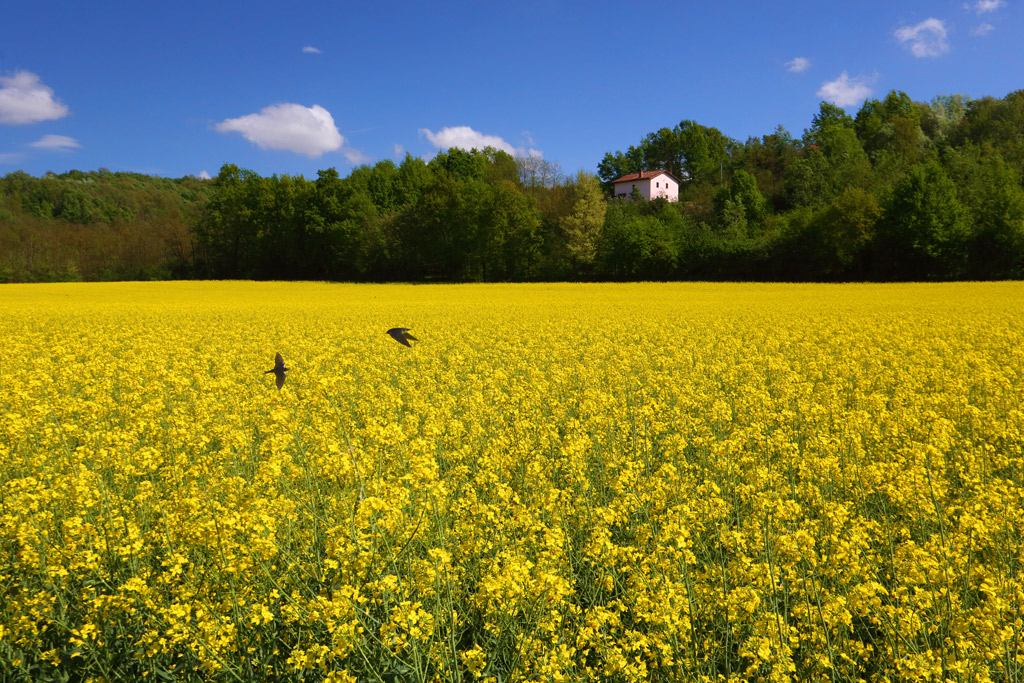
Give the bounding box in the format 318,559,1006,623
0,281,1022,681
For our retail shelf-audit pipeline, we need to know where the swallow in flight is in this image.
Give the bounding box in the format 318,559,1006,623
386,328,418,347
265,352,289,390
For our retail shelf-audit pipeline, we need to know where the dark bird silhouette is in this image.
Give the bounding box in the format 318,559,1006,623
265,352,289,390
386,328,418,347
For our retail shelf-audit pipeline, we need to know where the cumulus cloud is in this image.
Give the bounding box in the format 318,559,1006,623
0,71,69,125
785,57,811,73
968,0,1005,12
971,22,995,35
214,103,344,157
419,125,542,158
29,134,80,150
393,143,405,159
302,46,322,54
817,71,874,107
420,126,515,154
894,18,950,57
198,170,212,180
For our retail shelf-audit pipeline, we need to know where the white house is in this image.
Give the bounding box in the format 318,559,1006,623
610,170,680,202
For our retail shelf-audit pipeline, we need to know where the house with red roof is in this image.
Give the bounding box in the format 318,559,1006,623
610,170,680,202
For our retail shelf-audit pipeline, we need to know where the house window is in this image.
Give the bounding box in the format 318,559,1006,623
656,182,659,188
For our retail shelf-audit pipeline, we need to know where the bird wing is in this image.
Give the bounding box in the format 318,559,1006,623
403,332,419,342
275,352,285,370
276,372,286,390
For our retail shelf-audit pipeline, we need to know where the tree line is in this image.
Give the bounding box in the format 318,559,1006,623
2,89,1023,283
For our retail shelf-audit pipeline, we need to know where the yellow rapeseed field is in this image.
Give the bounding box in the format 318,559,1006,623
1,281,1022,683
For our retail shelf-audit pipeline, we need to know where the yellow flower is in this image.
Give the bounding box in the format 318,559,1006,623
0,281,1021,681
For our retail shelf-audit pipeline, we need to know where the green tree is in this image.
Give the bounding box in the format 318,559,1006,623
348,160,400,213
715,170,766,226
884,160,972,278
597,147,643,188
732,125,799,209
395,173,484,280
598,201,679,279
676,120,732,185
307,168,385,280
943,144,1024,277
480,180,541,280
787,119,870,208
855,90,924,163
805,101,855,146
255,173,308,278
194,164,267,277
429,147,487,181
919,94,969,145
715,196,749,241
640,127,685,180
558,171,606,274
812,187,882,276
394,154,434,208
482,148,519,185
956,90,1024,167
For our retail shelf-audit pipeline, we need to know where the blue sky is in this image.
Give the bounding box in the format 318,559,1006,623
1,1,1020,180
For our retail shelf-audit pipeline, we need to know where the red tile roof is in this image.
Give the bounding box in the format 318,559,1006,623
610,169,679,184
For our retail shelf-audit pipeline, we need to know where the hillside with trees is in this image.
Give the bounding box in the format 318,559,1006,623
0,170,204,282
2,89,1023,282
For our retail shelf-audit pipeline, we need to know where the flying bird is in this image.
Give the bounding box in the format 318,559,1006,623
386,328,418,347
265,352,289,390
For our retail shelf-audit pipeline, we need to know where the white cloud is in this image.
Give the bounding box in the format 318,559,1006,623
894,18,950,57
0,152,25,164
785,57,811,73
419,125,542,158
817,71,874,107
971,22,995,35
214,103,344,157
198,170,212,180
0,71,69,125
29,134,80,150
420,126,515,154
342,147,370,164
302,46,322,54
968,0,1005,13
393,143,405,158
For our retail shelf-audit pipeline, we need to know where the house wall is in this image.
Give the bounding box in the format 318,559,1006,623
651,174,678,202
614,178,651,199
